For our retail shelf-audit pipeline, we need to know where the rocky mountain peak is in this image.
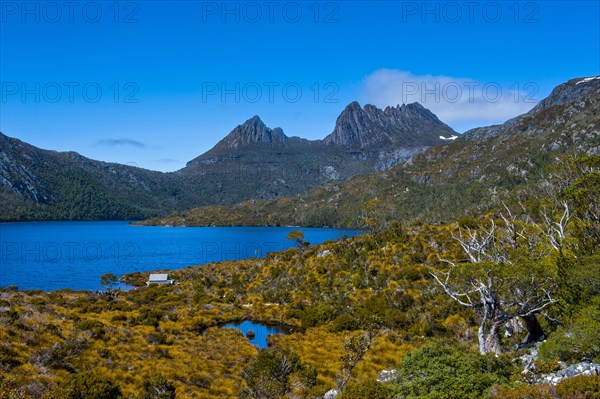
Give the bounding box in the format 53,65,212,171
323,102,454,149
219,116,288,149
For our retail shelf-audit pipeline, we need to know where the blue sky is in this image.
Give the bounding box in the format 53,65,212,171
1,0,599,171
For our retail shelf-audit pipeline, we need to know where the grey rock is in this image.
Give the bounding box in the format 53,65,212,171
519,342,542,374
377,369,399,383
539,362,600,385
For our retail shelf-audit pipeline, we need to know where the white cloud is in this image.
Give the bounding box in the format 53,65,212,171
360,69,540,132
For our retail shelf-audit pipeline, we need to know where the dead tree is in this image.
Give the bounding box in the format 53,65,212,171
433,214,558,354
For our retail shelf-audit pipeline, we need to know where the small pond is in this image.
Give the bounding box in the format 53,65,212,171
223,320,290,349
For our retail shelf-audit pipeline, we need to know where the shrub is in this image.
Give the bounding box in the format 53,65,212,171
0,344,21,371
242,347,302,399
492,374,600,399
330,314,361,332
78,319,105,330
443,314,468,340
31,338,89,372
490,384,556,399
390,340,514,399
135,307,163,328
556,374,600,398
299,364,318,388
300,303,335,328
58,372,122,399
540,297,600,363
137,375,176,399
111,314,127,322
77,319,106,339
30,297,46,307
342,381,392,399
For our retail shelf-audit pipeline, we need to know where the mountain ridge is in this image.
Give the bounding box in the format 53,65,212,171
4,76,598,223
461,75,600,141
0,101,452,221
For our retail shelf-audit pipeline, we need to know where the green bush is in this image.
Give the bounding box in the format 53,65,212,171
300,303,335,328
492,374,600,399
30,297,46,307
135,307,163,328
330,314,361,332
540,297,600,363
58,372,122,399
390,340,514,399
299,364,318,388
111,314,127,322
78,319,105,330
77,319,106,339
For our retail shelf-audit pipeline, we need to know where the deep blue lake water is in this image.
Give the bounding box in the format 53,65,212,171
0,222,360,291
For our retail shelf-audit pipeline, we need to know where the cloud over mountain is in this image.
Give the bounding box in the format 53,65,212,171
360,69,540,132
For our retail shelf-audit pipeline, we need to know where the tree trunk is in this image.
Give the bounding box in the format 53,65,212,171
484,322,503,355
521,314,545,344
478,323,486,355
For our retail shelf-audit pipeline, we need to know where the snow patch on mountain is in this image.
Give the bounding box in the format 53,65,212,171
576,76,600,85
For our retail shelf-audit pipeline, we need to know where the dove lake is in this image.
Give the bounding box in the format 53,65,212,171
0,221,361,291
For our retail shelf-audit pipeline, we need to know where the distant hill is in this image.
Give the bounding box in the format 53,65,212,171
0,101,453,221
138,76,600,228
0,134,176,220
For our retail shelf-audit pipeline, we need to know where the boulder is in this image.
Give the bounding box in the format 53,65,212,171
539,362,600,385
377,369,399,383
